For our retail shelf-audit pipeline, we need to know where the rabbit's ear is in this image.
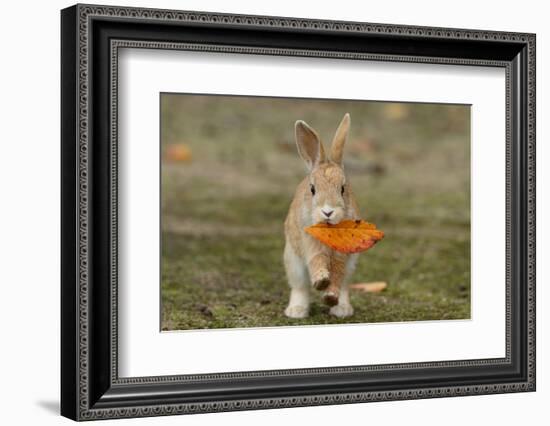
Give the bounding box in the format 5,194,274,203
295,120,326,170
330,113,350,166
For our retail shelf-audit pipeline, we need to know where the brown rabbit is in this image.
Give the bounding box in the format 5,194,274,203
284,113,360,319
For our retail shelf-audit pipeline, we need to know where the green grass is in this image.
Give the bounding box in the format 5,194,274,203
160,95,471,330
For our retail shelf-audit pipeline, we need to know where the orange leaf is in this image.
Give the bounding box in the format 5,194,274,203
304,219,384,254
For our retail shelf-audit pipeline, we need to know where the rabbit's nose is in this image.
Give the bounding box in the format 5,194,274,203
322,210,334,218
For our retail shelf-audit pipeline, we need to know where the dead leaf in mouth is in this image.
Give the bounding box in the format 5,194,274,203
304,219,384,254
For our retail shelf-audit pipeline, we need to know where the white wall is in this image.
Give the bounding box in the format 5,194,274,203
0,0,546,424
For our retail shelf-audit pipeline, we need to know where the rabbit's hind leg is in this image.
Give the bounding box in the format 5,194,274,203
329,284,354,318
284,242,310,319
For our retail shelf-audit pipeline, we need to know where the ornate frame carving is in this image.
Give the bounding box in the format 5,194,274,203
61,4,535,421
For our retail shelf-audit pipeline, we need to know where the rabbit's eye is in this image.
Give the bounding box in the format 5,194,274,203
310,184,316,196
341,185,345,195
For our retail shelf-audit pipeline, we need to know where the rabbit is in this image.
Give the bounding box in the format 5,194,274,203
284,113,360,319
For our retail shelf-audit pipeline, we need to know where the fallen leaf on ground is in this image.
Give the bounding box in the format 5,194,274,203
165,143,192,162
304,219,384,253
349,282,388,293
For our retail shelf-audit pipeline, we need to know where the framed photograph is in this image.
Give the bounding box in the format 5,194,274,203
61,4,536,421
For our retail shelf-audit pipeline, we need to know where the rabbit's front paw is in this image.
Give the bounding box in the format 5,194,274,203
330,304,354,318
285,305,309,319
312,270,330,291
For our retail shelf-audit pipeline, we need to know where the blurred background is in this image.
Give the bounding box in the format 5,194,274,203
160,94,470,331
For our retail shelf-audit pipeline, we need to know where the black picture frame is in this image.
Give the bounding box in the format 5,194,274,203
61,3,536,421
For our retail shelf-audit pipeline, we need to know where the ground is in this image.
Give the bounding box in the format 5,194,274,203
160,95,471,330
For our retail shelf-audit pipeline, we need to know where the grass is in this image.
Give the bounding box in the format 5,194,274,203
160,95,471,330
